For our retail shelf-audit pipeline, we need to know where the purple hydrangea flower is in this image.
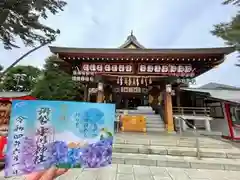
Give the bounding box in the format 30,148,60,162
51,141,68,164
80,138,113,168
19,137,37,173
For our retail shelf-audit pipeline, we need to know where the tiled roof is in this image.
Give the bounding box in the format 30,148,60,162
0,91,30,98
200,83,240,90
181,88,240,104
119,32,145,49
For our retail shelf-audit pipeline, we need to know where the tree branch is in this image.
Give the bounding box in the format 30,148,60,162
1,42,49,77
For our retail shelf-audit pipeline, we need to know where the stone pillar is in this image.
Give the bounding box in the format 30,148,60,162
164,90,174,133
204,120,211,132
97,82,104,103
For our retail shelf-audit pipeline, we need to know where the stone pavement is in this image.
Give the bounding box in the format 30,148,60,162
1,164,240,180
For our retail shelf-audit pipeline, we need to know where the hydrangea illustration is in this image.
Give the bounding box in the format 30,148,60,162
80,137,113,168
67,148,83,167
50,141,68,164
19,137,37,173
4,139,14,177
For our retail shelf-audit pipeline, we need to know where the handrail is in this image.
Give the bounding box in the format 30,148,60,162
173,107,210,117
175,116,201,160
173,107,211,110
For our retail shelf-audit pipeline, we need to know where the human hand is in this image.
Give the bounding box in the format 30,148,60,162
25,167,68,180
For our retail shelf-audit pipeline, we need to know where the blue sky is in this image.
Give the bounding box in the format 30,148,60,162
0,0,239,87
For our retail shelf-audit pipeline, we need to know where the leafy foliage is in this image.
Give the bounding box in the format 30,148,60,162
1,65,41,91
32,55,84,101
222,0,240,6
212,14,240,48
211,0,240,66
0,65,3,91
0,0,67,49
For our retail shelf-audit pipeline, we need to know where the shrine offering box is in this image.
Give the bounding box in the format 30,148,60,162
121,115,146,132
5,100,115,177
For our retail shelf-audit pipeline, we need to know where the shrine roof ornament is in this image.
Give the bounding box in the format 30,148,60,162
119,31,145,49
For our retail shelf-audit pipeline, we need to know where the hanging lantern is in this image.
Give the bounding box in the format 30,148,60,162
166,84,172,93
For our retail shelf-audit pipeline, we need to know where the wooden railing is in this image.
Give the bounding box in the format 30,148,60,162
173,107,211,116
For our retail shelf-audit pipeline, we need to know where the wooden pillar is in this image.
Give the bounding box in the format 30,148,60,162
164,90,174,133
176,86,181,107
97,82,104,103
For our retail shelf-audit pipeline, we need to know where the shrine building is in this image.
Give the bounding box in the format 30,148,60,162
49,32,234,133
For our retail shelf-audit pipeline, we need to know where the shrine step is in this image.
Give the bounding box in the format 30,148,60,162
112,152,240,171
114,136,234,149
146,121,164,125
113,144,240,159
146,127,166,132
146,117,163,122
144,114,162,118
146,124,165,128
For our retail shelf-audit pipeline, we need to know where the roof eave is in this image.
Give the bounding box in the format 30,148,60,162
49,46,235,55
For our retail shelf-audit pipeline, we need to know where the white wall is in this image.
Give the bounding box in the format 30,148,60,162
233,128,240,138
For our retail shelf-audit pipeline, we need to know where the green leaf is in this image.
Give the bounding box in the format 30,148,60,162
0,0,67,49
31,55,84,101
107,132,113,137
1,65,41,92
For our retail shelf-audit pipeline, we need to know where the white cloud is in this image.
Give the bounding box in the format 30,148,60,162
55,131,82,144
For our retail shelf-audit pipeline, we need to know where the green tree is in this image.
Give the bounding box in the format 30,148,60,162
0,65,3,91
32,55,84,100
2,65,41,91
0,0,67,49
211,0,240,65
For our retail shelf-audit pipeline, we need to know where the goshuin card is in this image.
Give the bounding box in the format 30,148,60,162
4,100,115,177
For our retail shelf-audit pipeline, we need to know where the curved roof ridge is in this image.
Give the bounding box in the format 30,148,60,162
119,31,145,49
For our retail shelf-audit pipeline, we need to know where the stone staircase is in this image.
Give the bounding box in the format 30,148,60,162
112,133,240,171
118,106,165,133
145,114,165,132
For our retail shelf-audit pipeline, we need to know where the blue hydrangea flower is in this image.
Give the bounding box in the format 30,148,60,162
67,148,83,167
